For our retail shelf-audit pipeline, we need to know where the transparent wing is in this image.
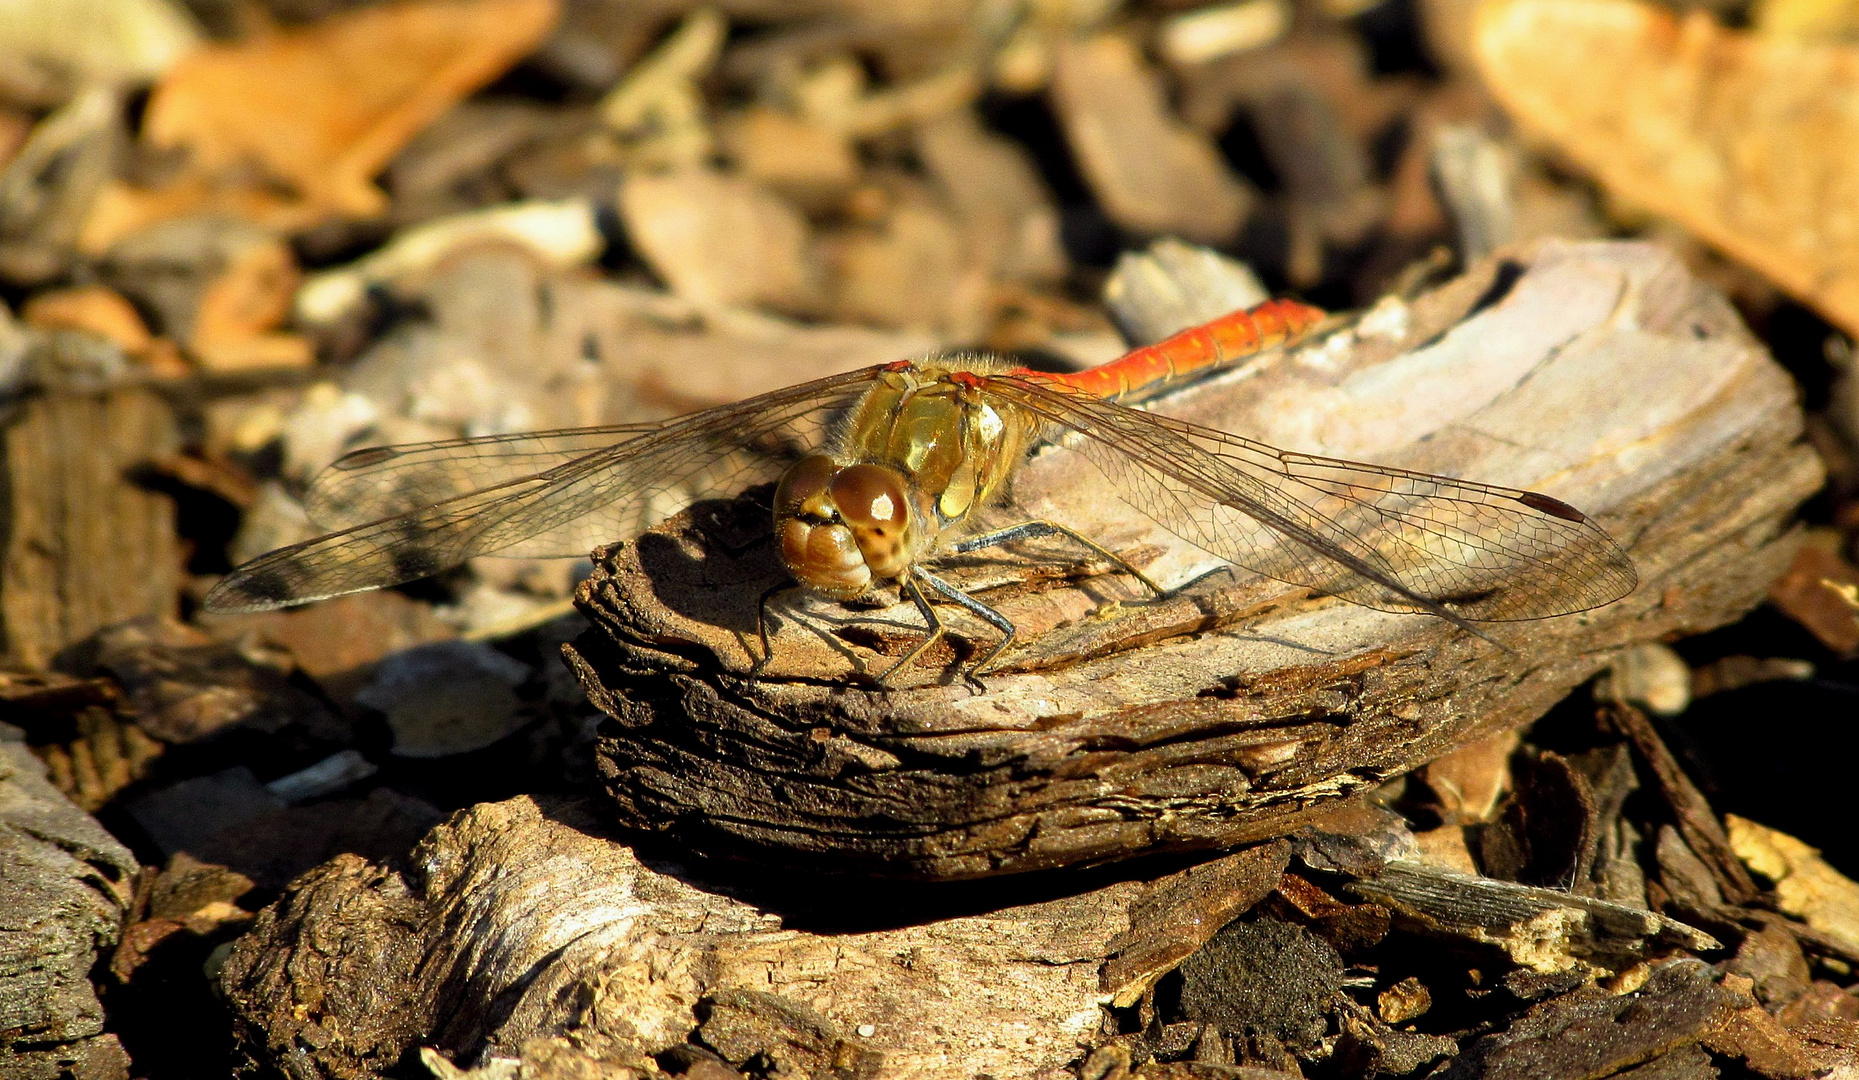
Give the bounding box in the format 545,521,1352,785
306,424,667,530
204,366,885,613
978,374,1637,624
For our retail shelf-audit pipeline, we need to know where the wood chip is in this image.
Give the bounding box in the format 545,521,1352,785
1050,33,1253,244
1436,960,1737,1080
219,795,1147,1080
1343,859,1718,970
618,168,823,314
1702,1002,1823,1079
1421,728,1520,825
1477,0,1859,336
1609,703,1759,905
2,389,180,668
1159,0,1292,67
84,616,343,745
1378,976,1432,1025
1101,840,1292,1006
0,723,139,1078
0,0,199,86
1729,815,1859,958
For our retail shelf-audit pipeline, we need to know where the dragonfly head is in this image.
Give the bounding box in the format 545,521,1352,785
774,454,919,598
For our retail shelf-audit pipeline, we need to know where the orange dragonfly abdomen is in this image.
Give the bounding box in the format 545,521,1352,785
1027,298,1326,399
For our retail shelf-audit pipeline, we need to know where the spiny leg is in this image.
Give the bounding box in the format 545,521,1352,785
870,573,948,685
914,567,1016,689
752,581,801,676
953,519,1166,597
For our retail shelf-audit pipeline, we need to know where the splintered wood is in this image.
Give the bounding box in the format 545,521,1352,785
568,239,1821,879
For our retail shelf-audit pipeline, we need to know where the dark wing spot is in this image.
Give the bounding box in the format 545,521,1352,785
391,545,445,581
236,568,293,604
1515,490,1588,523
335,445,401,470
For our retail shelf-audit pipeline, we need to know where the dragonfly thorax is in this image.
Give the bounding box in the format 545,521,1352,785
774,454,928,598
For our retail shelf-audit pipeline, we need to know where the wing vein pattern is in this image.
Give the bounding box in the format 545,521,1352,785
981,374,1636,622
206,366,885,612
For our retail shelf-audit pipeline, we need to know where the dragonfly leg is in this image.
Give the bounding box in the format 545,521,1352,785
870,573,948,685
752,582,801,677
914,567,1016,690
953,520,1166,597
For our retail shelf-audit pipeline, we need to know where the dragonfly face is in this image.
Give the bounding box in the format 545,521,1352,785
772,360,1039,600
773,454,922,598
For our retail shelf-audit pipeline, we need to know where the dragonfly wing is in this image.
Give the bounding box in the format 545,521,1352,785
985,376,1637,623
204,367,883,612
306,424,666,529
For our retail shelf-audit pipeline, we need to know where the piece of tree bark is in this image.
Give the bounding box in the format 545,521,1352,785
219,795,1146,1080
0,722,139,1080
219,794,1742,1079
570,238,1823,879
1436,960,1739,1080
1,387,180,668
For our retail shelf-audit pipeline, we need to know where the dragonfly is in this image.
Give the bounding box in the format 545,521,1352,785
204,298,1637,682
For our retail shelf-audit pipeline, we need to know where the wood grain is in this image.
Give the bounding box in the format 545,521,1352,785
2,388,180,669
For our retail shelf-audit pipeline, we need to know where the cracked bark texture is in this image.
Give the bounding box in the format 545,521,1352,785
0,722,139,1079
218,797,1739,1079
220,795,1140,1080
569,239,1823,879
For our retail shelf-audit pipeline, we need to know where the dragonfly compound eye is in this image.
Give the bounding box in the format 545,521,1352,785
775,454,873,598
828,464,914,579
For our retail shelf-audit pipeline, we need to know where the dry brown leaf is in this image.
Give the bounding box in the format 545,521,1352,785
23,285,153,354
1476,0,1859,335
192,235,313,371
1768,539,1859,656
82,0,559,249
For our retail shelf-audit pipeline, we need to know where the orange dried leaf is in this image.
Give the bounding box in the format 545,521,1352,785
89,0,559,246
1477,0,1859,335
193,235,300,345
23,285,153,354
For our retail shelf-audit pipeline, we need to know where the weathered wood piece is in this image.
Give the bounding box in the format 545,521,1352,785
1100,840,1292,1007
219,795,1146,1080
1,387,180,668
572,240,1820,879
569,238,1822,879
1435,960,1739,1080
1344,860,1718,969
0,722,139,1080
219,791,1764,1079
